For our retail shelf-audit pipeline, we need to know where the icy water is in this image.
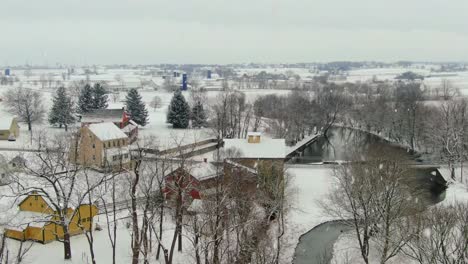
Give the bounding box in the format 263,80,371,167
292,127,447,264
294,127,418,164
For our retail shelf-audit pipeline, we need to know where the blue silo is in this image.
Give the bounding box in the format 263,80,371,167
181,73,188,91
207,70,212,79
4,69,10,76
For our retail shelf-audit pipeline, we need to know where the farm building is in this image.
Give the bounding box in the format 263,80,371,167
71,122,131,169
4,192,98,243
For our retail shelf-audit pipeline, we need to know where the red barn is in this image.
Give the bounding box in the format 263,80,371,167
163,162,220,201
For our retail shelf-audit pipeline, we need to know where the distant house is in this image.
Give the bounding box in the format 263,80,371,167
71,122,131,169
0,155,26,185
0,117,20,141
80,109,138,143
4,192,98,243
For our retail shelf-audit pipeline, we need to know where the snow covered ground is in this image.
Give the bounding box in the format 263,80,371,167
281,166,334,263
1,212,197,264
0,165,335,264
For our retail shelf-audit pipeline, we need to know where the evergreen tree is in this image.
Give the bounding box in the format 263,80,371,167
167,90,190,128
191,101,207,128
92,83,108,109
78,84,94,113
125,88,149,126
49,87,75,131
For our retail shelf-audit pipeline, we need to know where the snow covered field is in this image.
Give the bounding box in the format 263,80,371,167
0,75,292,149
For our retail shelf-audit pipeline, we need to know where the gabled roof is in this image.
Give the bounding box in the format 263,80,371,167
6,211,53,230
88,122,128,141
81,109,124,123
189,162,221,181
121,120,138,133
223,137,285,159
0,117,14,130
18,192,55,211
165,161,222,181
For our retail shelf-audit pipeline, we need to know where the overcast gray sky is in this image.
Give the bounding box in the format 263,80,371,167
2,0,468,65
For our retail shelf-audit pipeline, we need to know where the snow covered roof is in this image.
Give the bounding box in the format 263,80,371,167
88,122,128,141
247,132,262,137
223,137,286,159
0,116,14,130
81,109,124,123
6,211,52,230
189,162,221,181
225,159,257,174
121,120,138,133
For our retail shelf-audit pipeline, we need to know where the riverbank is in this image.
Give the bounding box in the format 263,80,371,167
330,166,468,264
289,126,454,264
281,166,334,263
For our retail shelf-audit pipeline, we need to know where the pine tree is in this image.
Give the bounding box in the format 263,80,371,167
49,87,75,131
167,90,190,129
125,88,149,126
78,84,94,113
191,101,206,128
92,83,108,109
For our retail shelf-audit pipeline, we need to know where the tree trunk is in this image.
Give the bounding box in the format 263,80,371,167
156,204,164,260
131,165,141,264
63,231,72,260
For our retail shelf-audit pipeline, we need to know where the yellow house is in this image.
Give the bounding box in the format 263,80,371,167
4,192,98,243
71,122,131,169
0,117,20,141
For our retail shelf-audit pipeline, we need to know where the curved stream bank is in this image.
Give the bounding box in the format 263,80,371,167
291,127,447,264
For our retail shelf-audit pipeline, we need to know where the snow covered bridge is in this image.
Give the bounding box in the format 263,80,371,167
285,133,320,160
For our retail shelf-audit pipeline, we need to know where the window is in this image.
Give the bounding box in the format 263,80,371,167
41,204,44,208
113,141,116,147
123,154,128,159
87,217,91,221
92,144,95,149
92,155,96,160
29,203,32,206
82,218,86,223
34,196,38,200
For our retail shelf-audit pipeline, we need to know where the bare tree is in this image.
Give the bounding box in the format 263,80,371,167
315,84,352,135
149,96,163,112
210,88,252,139
403,202,468,264
439,79,459,101
2,86,45,131
321,147,419,264
10,132,109,260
